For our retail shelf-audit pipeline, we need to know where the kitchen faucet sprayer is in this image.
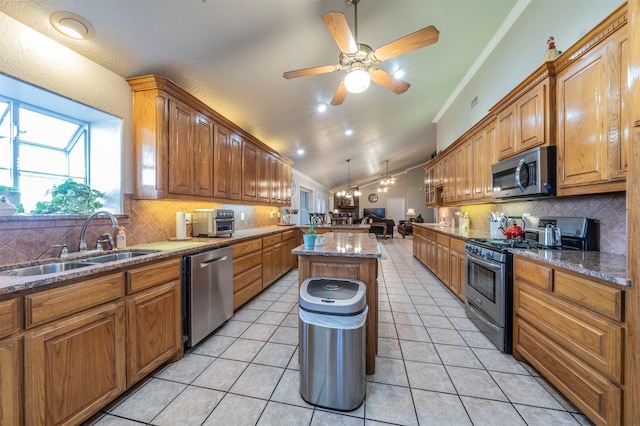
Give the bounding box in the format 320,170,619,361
79,210,119,251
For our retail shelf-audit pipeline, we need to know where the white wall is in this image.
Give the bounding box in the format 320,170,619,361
0,12,134,194
436,0,624,150
290,168,331,225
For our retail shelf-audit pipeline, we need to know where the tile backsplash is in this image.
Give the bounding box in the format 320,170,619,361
438,192,627,255
0,194,281,266
0,192,628,267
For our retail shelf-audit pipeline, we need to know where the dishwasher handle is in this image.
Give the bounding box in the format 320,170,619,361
199,256,229,268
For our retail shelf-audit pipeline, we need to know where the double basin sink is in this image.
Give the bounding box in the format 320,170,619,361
0,250,157,277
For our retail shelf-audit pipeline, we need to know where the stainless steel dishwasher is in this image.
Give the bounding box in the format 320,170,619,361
183,246,233,347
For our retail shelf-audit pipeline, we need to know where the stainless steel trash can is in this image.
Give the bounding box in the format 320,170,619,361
299,277,368,411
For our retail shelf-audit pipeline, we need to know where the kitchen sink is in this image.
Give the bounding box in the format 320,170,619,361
83,251,155,263
0,261,94,277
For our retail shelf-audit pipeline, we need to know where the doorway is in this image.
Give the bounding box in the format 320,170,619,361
386,198,406,232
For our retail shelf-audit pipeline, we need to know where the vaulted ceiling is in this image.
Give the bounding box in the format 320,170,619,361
0,0,519,190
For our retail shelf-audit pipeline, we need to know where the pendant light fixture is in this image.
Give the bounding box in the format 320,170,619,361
337,159,362,198
378,160,396,192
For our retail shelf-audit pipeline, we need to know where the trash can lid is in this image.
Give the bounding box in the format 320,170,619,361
300,277,366,315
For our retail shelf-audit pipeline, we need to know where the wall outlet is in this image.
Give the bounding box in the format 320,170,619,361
270,211,275,218
240,212,245,220
185,213,192,224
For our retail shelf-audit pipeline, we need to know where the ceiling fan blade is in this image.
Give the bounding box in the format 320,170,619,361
331,80,348,106
372,25,439,63
321,12,358,55
370,68,410,94
283,64,340,79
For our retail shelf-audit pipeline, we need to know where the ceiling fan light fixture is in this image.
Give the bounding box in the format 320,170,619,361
344,68,370,93
50,11,94,40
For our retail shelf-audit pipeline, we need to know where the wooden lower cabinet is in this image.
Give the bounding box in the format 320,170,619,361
282,229,298,271
448,237,466,300
412,228,465,301
0,336,22,426
126,280,182,386
262,233,283,288
513,256,625,426
24,301,126,426
232,238,263,309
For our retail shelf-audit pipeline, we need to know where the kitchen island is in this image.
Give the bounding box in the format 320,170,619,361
292,232,381,375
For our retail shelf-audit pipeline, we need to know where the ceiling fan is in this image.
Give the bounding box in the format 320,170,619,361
283,0,439,106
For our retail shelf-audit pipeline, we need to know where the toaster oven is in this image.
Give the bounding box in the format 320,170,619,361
192,209,235,237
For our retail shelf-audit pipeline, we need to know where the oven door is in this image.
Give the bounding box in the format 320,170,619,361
213,218,234,236
465,252,506,327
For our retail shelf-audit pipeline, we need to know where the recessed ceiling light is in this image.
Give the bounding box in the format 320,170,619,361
394,70,405,79
297,148,305,155
50,11,95,40
345,129,353,136
317,104,327,113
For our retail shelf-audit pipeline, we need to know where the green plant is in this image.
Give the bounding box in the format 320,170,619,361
31,179,105,215
306,216,317,235
0,185,19,192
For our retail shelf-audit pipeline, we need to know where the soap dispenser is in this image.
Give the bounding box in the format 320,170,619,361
116,227,127,249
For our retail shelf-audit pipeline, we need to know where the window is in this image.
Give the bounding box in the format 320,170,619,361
0,73,122,213
0,97,89,211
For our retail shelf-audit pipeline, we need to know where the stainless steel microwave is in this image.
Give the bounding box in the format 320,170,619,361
491,146,556,200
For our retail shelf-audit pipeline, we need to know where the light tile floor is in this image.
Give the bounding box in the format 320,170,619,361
88,235,594,426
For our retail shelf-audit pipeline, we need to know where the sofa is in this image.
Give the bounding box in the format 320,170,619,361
362,214,395,239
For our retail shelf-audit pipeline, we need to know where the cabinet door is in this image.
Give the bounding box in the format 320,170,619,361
0,337,22,426
168,98,195,195
557,39,612,189
283,163,292,205
258,149,271,203
442,155,455,203
274,242,283,279
229,133,242,200
483,121,497,198
193,113,214,197
517,82,547,152
271,156,282,204
612,36,630,179
472,131,486,200
496,104,516,160
242,141,258,202
262,245,275,288
24,302,126,426
126,280,182,386
213,125,231,198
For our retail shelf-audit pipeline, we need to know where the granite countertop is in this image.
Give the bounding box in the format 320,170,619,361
292,232,381,258
297,224,370,230
0,225,298,296
413,223,630,288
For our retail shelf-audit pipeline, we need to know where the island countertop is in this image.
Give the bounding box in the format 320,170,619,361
292,232,382,258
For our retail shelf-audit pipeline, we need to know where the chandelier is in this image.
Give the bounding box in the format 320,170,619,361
378,160,395,192
336,159,362,198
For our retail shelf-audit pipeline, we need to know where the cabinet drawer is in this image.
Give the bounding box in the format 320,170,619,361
262,233,282,247
281,230,296,241
436,233,450,246
516,319,621,426
25,273,125,328
232,239,262,258
233,278,262,310
514,257,553,290
0,298,20,338
127,258,181,294
234,251,262,276
515,283,623,382
554,270,623,321
234,264,262,292
450,237,465,253
426,230,437,240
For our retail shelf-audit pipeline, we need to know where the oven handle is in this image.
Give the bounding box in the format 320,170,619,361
466,303,501,333
466,253,504,273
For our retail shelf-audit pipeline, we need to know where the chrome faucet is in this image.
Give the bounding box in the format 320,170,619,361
79,210,119,252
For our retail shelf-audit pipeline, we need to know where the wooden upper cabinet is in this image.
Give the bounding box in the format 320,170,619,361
555,7,628,195
442,154,455,204
258,149,271,203
213,126,242,200
193,113,215,197
493,64,554,161
270,156,282,204
483,120,497,199
168,98,195,195
283,163,292,205
454,141,472,202
127,75,292,204
242,141,259,202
